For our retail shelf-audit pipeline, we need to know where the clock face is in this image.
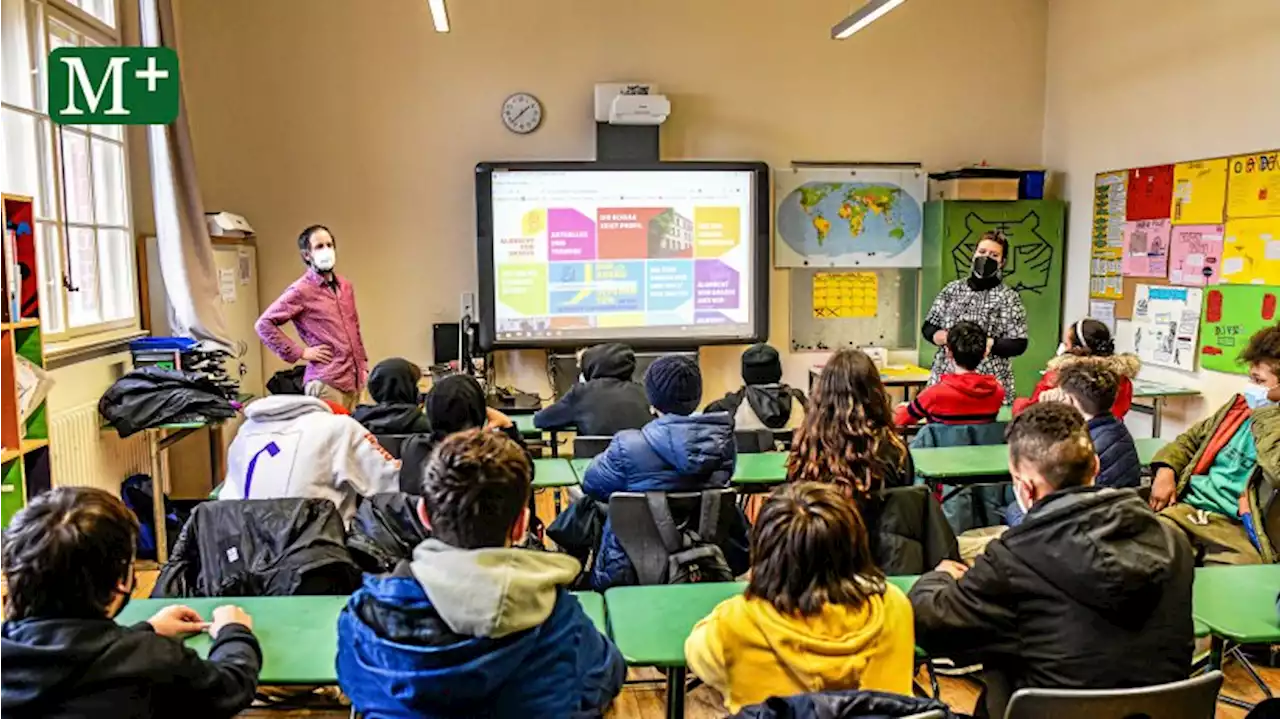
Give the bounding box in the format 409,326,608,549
501,92,542,134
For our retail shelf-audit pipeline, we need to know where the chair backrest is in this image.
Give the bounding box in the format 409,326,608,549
734,429,774,454
1003,671,1223,719
573,435,612,459
374,434,414,460
609,489,737,585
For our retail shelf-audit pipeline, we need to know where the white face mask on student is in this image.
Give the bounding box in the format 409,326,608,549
311,247,337,272
1243,383,1275,410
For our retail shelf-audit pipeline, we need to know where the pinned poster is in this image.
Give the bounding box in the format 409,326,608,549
1220,217,1280,285
1091,171,1126,299
1088,299,1116,333
1226,150,1280,218
1121,219,1171,278
1123,284,1202,372
812,271,878,319
1126,164,1175,221
1170,158,1228,225
1167,224,1224,286
1200,284,1280,374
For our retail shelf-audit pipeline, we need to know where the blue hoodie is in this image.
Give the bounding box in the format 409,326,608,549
582,412,748,589
336,540,625,718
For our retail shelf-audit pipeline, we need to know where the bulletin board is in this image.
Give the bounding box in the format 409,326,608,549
789,268,918,352
1199,284,1280,374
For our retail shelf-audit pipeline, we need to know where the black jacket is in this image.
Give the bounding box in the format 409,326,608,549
910,486,1194,698
705,384,806,430
732,690,957,719
1089,413,1142,489
534,343,652,436
353,359,430,435
99,367,236,438
1,617,260,718
153,498,361,598
398,424,525,495
347,493,430,574
863,486,960,576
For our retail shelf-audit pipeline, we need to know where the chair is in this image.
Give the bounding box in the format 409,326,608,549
910,422,1010,533
374,433,414,460
1002,670,1224,719
573,435,612,460
609,489,737,585
734,429,774,454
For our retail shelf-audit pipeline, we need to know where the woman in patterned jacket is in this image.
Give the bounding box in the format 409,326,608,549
920,230,1028,402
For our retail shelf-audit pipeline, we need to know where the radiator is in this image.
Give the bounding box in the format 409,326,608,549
49,403,151,494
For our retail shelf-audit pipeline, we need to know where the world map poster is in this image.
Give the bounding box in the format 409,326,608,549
774,167,926,269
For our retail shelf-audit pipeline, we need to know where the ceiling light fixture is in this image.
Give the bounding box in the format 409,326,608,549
428,0,450,33
831,0,907,40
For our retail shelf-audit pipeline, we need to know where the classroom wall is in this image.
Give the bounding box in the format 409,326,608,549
1042,0,1280,435
172,0,1048,403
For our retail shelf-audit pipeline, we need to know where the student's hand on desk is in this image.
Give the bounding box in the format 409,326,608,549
484,407,514,430
147,605,210,638
302,345,333,363
1149,467,1177,512
932,330,948,346
210,605,253,637
934,560,969,581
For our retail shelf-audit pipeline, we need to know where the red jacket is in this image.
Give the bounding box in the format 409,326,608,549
1013,353,1140,418
896,373,1006,426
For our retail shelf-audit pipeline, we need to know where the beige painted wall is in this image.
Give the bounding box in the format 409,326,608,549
172,0,1048,403
1043,0,1280,436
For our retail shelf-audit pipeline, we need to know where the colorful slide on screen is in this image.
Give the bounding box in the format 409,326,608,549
490,170,755,343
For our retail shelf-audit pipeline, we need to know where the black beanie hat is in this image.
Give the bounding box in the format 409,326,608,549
426,374,486,436
742,343,782,385
644,355,702,416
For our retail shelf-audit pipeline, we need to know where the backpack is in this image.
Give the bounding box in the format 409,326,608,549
646,491,734,584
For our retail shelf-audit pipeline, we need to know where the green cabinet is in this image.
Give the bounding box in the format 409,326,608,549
919,200,1067,399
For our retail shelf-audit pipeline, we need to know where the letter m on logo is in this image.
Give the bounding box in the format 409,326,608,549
49,47,179,125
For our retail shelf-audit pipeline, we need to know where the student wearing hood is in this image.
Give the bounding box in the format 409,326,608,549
398,375,522,494
533,343,652,436
705,343,806,430
353,359,430,435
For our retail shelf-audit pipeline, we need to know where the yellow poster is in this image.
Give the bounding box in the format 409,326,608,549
1227,151,1280,218
1170,158,1228,225
813,272,877,319
1220,217,1280,285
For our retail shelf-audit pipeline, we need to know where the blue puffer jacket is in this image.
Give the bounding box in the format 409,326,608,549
582,412,747,589
1089,413,1142,489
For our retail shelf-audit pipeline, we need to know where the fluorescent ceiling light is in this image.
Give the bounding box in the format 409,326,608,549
831,0,907,39
428,0,450,32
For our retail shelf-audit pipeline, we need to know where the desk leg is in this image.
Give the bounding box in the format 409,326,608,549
666,666,686,719
550,430,559,458
1151,397,1163,439
149,430,168,565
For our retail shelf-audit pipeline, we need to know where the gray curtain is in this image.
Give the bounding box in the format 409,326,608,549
137,0,231,347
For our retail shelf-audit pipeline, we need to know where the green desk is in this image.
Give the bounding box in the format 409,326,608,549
731,452,788,489
570,457,592,480
574,591,606,634
1193,565,1280,709
997,406,1013,423
1131,379,1201,438
115,596,347,684
512,414,541,440
531,458,579,489
911,438,1168,482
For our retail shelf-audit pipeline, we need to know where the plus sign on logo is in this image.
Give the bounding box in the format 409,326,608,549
48,47,178,125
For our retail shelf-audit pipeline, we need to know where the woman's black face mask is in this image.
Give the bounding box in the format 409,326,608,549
971,254,1001,280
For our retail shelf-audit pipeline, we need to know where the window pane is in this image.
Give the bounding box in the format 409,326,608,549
91,124,122,139
1,108,41,203
66,226,101,327
91,138,126,226
46,18,80,126
1,0,35,109
81,0,114,28
60,130,94,224
34,222,65,334
97,229,133,321
36,118,56,219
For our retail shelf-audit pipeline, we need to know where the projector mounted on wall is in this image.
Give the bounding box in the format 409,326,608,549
594,82,670,126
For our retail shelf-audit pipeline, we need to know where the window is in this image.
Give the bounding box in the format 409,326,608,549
1,0,136,339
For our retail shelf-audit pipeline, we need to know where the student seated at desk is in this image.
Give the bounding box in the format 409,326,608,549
337,429,625,717
220,395,400,525
705,343,806,430
580,354,748,590
1007,363,1140,527
398,374,523,494
894,321,1004,426
1149,324,1280,565
352,358,429,434
685,482,914,713
1,488,261,718
910,403,1193,719
1014,317,1140,418
534,342,652,436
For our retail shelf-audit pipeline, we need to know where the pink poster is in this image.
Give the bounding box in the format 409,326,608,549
1121,219,1172,278
1167,224,1225,286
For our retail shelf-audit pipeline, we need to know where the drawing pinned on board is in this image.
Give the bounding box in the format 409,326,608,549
1199,285,1280,374
1170,158,1228,225
219,268,237,303
1091,171,1126,299
1227,150,1280,218
1220,216,1280,285
1121,219,1171,278
1126,165,1175,221
1118,284,1201,372
1167,224,1224,286
812,271,878,318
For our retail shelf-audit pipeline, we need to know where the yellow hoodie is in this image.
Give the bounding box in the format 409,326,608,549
684,582,914,713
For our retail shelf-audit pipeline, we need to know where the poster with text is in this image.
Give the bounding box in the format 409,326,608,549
1227,150,1280,218
1126,165,1175,221
1167,224,1224,286
1170,158,1228,225
1124,284,1202,372
1091,171,1126,299
1121,219,1172,278
1199,285,1280,374
1220,216,1280,285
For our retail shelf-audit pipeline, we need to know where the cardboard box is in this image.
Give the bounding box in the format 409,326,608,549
929,177,1020,201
